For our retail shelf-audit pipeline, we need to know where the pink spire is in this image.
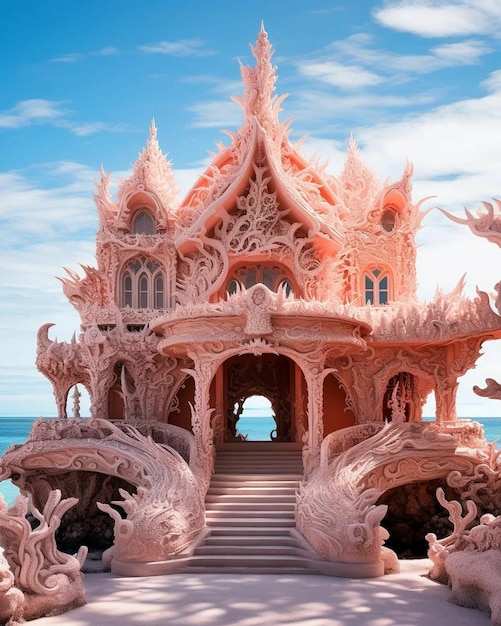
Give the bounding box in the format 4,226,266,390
340,135,379,221
117,119,179,208
233,24,287,132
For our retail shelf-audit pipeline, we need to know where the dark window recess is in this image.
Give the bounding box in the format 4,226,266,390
127,324,146,332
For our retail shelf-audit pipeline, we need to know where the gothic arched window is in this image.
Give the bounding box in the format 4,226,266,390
381,208,398,233
132,210,155,235
121,257,165,309
226,264,295,297
364,267,390,305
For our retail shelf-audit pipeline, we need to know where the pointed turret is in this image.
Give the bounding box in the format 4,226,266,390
116,120,179,230
340,135,379,224
94,121,179,233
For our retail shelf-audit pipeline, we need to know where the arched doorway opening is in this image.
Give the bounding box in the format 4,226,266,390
322,373,356,436
108,363,125,420
66,383,91,418
383,371,414,422
223,353,299,442
233,395,277,441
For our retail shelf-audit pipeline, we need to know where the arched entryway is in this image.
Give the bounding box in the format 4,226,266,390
223,353,301,442
383,371,416,422
322,373,356,436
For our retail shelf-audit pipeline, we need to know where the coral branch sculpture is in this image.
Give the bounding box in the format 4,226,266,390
427,488,501,624
0,490,86,623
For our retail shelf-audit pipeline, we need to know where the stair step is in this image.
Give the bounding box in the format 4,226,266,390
209,526,293,537
205,495,296,505
182,565,313,575
216,443,302,451
203,534,297,546
181,443,310,574
207,487,297,496
195,544,298,556
187,554,307,568
205,517,296,528
208,471,303,478
206,510,295,521
206,501,294,511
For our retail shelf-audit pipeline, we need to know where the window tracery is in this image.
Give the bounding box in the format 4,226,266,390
364,267,390,305
121,256,165,309
225,264,294,296
132,209,156,235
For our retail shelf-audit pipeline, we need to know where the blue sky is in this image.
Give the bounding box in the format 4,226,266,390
2,0,501,417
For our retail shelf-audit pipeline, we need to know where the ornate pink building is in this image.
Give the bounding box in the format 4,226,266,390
2,26,501,579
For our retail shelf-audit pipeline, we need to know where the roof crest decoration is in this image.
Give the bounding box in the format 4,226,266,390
232,23,288,138
94,166,117,228
340,135,380,223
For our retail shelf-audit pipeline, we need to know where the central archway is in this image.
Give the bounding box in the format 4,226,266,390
223,353,299,442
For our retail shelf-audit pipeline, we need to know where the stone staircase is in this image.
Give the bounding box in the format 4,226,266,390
184,442,318,574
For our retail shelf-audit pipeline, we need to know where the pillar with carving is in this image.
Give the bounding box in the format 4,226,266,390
302,360,327,476
184,355,218,492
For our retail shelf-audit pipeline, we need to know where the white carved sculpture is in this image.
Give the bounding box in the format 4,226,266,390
0,491,86,623
0,419,205,576
427,488,501,625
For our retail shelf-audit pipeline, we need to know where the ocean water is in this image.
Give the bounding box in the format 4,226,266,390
0,416,500,505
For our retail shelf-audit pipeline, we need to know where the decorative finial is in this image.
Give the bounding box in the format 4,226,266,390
149,118,157,140
233,25,287,132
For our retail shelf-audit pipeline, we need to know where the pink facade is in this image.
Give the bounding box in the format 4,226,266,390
1,26,501,584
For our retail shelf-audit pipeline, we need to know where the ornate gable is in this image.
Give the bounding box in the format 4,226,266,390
175,25,343,257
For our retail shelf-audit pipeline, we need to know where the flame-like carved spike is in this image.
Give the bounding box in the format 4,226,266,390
37,323,55,350
447,273,467,298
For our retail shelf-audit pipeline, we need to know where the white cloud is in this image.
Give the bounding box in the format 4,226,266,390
4,46,501,421
374,0,501,38
482,69,501,92
300,33,492,89
291,90,434,127
139,39,214,57
0,99,67,129
188,100,243,129
358,86,501,181
67,121,129,136
431,40,492,64
298,60,383,90
50,53,84,63
98,47,119,56
181,74,243,97
0,163,99,237
0,99,128,136
50,47,119,63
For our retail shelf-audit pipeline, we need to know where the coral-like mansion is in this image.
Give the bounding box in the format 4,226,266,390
3,26,501,579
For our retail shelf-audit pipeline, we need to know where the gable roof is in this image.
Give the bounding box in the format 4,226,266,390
175,25,344,256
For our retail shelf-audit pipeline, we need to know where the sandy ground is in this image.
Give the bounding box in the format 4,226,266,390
27,560,491,626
